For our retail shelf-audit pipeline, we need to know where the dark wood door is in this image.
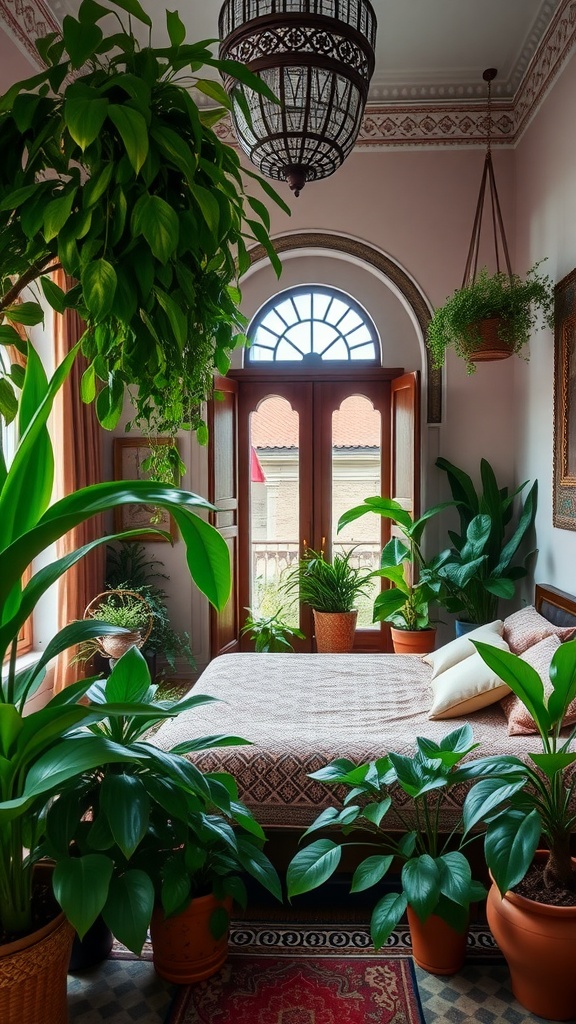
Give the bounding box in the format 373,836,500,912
208,376,240,657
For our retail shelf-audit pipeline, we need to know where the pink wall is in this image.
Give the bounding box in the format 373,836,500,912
514,50,576,596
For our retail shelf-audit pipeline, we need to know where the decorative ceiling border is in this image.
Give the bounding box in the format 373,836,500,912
0,0,59,64
1,0,574,149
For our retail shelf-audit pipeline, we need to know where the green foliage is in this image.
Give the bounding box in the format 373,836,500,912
41,647,281,954
105,542,195,671
338,498,452,630
286,724,488,949
0,345,231,938
241,608,305,652
426,263,554,374
0,1,289,444
466,639,576,898
88,591,150,630
429,457,537,625
281,548,372,614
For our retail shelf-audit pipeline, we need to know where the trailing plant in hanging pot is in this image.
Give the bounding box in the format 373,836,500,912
0,0,289,450
427,263,554,374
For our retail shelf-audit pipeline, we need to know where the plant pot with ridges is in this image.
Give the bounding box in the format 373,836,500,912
150,894,234,983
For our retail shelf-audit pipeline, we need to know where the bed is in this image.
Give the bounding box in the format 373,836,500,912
153,584,576,839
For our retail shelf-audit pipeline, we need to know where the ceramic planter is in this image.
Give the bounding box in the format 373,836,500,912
0,911,74,1024
487,853,576,1020
150,893,233,984
390,626,436,655
313,609,357,653
406,906,468,975
467,317,513,363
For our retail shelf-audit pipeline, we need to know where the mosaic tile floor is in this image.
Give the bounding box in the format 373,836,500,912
66,924,571,1024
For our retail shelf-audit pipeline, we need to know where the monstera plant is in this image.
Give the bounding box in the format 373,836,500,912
0,0,288,448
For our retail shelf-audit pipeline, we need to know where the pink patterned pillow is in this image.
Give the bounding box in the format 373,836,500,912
500,635,576,736
503,605,576,655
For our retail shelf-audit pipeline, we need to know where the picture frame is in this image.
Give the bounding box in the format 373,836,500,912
553,267,576,530
113,437,178,541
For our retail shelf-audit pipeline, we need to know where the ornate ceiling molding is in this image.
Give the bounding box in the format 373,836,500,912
0,0,59,64
1,0,574,149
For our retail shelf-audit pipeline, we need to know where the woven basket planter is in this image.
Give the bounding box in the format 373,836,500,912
84,589,153,661
0,911,74,1024
313,610,357,653
467,317,513,363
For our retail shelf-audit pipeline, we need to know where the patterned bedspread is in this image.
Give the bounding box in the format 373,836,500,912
152,653,542,830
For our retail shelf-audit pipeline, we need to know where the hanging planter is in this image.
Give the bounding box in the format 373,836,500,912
84,589,154,661
427,69,554,374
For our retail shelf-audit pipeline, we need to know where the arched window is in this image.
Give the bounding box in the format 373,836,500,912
246,285,380,364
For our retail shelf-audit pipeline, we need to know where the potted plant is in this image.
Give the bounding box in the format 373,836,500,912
0,345,231,1022
42,646,282,981
426,263,554,374
83,588,154,660
337,497,451,654
432,457,538,631
281,547,372,653
0,0,287,454
463,638,576,1020
286,723,487,974
241,608,305,652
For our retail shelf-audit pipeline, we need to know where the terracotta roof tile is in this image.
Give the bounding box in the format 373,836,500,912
251,395,380,449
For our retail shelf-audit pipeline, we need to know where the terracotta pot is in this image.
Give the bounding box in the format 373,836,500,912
407,906,468,975
313,609,357,653
390,626,436,655
487,853,576,1020
467,317,513,363
150,893,232,984
0,910,74,1024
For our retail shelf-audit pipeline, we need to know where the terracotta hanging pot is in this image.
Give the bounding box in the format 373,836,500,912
150,893,233,984
390,626,436,655
313,609,357,653
486,853,576,1020
0,907,74,1024
467,317,514,363
407,906,468,975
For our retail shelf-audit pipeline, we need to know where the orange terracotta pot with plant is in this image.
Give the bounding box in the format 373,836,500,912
282,548,372,654
465,638,576,1020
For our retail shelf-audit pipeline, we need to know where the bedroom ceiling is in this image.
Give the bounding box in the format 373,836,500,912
0,0,573,146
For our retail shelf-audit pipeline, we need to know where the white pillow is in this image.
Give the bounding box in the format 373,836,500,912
428,647,511,719
422,620,505,679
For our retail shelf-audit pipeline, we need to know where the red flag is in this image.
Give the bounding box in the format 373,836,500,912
250,446,266,483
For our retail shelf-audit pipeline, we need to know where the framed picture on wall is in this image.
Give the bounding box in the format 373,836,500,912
113,437,179,541
553,267,576,530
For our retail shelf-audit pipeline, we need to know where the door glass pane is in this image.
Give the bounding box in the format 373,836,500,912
332,396,381,629
249,397,300,625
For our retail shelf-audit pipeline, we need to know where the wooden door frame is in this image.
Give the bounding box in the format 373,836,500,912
232,367,404,652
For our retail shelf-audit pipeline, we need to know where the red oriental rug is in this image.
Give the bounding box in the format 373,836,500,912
168,954,424,1023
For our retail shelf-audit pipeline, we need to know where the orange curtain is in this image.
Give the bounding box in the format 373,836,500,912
53,270,105,691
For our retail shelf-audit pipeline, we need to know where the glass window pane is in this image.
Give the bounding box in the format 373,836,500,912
332,396,381,630
249,397,300,626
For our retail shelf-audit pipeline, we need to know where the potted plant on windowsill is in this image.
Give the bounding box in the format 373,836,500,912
281,547,372,653
0,344,231,1023
337,497,452,654
432,457,538,631
42,647,282,982
463,638,576,1020
286,723,487,975
426,263,554,375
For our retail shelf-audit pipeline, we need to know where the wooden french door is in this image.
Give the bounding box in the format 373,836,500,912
215,367,418,653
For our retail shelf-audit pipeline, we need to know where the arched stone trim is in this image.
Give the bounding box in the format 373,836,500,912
247,232,442,423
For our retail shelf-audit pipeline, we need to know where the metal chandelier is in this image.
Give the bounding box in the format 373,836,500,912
218,0,377,197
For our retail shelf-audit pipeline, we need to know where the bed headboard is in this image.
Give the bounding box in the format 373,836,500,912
535,584,576,629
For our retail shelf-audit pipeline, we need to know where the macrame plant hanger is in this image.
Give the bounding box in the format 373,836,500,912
462,68,513,289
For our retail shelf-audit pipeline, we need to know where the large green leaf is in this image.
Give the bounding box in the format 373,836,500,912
82,259,117,319
53,854,113,938
65,96,109,150
370,892,408,950
401,854,441,920
350,855,393,893
131,193,179,262
473,641,550,734
22,736,135,801
286,839,341,897
462,776,527,835
103,869,155,954
100,773,150,858
108,103,149,174
485,808,541,895
236,837,282,901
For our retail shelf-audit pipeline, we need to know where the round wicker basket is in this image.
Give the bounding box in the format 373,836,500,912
84,589,154,660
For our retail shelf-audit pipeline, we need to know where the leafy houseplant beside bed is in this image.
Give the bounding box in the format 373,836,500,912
282,547,372,653
464,638,576,1020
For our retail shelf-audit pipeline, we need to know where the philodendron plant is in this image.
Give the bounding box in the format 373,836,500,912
464,639,576,899
286,724,487,948
0,0,288,447
0,342,231,941
41,647,281,954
